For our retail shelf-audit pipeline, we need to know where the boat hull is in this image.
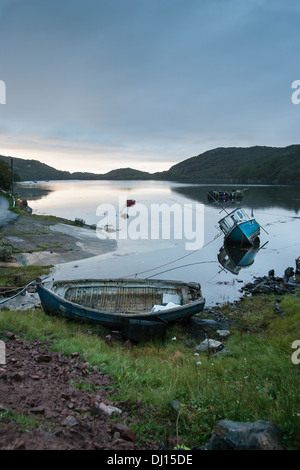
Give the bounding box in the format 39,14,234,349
225,219,260,245
36,279,205,332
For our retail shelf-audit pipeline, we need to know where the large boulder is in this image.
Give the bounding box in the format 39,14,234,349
207,420,285,450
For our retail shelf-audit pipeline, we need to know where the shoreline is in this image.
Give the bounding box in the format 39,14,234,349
0,211,117,267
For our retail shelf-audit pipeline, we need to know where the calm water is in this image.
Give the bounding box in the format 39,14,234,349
17,180,300,306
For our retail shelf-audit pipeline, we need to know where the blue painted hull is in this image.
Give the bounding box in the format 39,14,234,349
225,219,260,245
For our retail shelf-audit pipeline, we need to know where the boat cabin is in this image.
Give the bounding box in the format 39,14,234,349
219,208,250,233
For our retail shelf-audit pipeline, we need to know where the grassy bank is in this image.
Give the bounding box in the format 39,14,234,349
1,283,299,449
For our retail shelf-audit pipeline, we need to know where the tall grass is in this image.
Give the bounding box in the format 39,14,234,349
0,291,299,448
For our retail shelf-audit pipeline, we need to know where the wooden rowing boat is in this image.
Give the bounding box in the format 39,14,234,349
37,278,205,341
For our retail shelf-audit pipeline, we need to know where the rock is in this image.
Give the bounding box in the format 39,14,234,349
284,267,294,279
70,352,80,358
217,329,230,338
10,371,25,382
62,415,79,427
111,423,139,442
5,332,17,340
36,354,52,363
30,406,45,415
195,339,224,352
207,420,285,450
92,402,122,417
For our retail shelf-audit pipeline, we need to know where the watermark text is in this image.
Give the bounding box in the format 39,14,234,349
96,198,204,250
291,80,300,104
0,340,6,365
291,340,300,364
0,80,6,104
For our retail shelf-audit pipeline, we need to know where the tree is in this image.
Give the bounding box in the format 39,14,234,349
0,159,21,190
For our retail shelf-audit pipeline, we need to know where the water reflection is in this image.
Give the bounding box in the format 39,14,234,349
218,238,261,275
172,184,300,212
15,185,53,201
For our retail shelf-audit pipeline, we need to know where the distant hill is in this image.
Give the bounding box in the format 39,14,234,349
1,145,300,184
158,145,300,184
0,155,153,182
94,167,153,180
0,155,71,181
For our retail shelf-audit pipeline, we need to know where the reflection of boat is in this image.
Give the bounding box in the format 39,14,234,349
208,189,244,202
218,238,260,274
37,278,205,341
126,199,136,207
218,208,260,245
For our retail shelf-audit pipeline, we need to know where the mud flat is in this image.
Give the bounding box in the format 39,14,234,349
0,213,117,267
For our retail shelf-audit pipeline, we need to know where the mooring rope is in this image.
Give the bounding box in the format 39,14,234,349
119,231,223,280
0,279,37,305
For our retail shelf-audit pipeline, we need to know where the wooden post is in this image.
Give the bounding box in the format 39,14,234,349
11,157,14,197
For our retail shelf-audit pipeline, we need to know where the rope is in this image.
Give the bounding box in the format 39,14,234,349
146,260,218,279
118,231,223,279
0,279,37,305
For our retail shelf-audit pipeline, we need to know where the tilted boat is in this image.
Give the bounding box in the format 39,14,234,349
218,208,260,245
37,278,205,341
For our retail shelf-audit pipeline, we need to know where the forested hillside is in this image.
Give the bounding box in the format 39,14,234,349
158,145,300,183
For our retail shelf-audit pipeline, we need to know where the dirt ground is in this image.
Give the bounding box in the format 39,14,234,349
0,330,158,450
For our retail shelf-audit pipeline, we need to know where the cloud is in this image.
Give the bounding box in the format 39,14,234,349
0,0,299,172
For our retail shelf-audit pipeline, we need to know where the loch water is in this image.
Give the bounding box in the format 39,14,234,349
17,180,300,306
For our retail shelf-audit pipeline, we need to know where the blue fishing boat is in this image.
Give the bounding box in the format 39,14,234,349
36,278,205,341
218,208,260,245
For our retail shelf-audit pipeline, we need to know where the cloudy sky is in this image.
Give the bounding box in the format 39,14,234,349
0,0,299,174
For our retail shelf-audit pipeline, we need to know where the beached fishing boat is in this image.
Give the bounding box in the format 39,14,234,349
37,278,205,341
218,208,260,245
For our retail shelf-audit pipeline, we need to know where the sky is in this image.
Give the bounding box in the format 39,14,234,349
0,0,299,174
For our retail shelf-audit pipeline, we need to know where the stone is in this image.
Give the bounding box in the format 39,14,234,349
195,339,224,352
10,371,25,382
111,423,139,442
217,329,230,338
93,402,122,417
36,354,52,363
207,420,285,450
62,415,79,427
30,406,45,415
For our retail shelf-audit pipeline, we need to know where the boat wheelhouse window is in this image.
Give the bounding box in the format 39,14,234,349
221,218,233,230
232,209,248,222
231,214,239,223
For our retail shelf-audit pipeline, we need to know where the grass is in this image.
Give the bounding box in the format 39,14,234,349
0,289,299,449
0,266,52,288
0,409,42,431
